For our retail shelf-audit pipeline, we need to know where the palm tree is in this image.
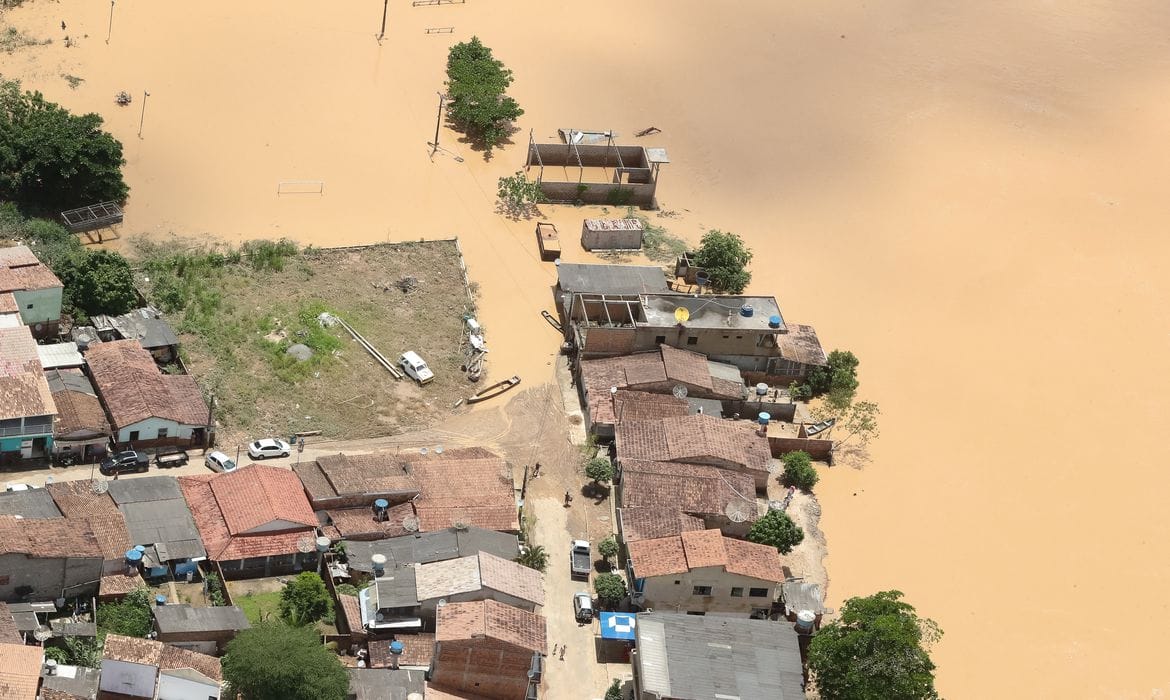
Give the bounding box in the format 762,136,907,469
515,545,549,572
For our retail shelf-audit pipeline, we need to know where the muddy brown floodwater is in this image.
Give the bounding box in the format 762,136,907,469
6,0,1170,696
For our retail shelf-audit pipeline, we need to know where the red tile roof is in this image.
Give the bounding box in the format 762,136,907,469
50,373,110,436
368,634,435,669
0,293,17,314
627,535,689,578
313,452,419,498
0,514,101,559
102,634,222,682
609,390,689,426
209,465,317,535
326,503,414,540
179,470,316,562
84,340,208,429
777,324,828,367
338,595,364,636
410,450,518,533
46,480,133,559
616,414,771,474
628,529,785,582
0,245,62,293
0,327,54,421
0,604,20,645
100,572,145,598
0,641,41,700
618,460,757,520
619,507,706,542
436,600,546,654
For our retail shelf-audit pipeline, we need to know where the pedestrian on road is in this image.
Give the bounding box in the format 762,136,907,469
559,644,566,660
564,490,573,507
532,462,542,478
551,643,558,656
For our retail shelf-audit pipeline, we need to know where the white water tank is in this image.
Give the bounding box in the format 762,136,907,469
795,609,816,633
371,554,387,577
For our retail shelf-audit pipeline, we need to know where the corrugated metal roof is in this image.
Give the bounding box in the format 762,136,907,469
347,527,518,572
36,343,84,370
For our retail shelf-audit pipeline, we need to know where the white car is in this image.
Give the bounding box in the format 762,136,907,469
205,451,238,473
399,351,434,385
573,591,594,623
248,438,291,460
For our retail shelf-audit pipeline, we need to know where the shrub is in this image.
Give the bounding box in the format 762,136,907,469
43,646,69,664
781,451,819,492
593,572,627,608
97,587,154,638
598,536,619,560
605,679,624,700
279,572,333,626
585,457,614,484
747,509,805,555
223,622,349,700
515,545,549,573
205,572,227,606
693,229,753,293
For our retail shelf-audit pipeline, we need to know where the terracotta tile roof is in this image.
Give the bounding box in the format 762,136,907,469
619,460,757,520
46,481,134,560
100,572,145,598
0,604,20,644
477,552,544,606
179,471,316,562
777,324,828,367
609,390,689,426
629,530,786,583
436,600,546,654
0,515,101,559
39,689,83,700
368,634,435,668
338,594,364,636
627,535,689,578
326,503,414,540
84,340,208,429
616,414,771,474
0,246,41,268
312,452,420,498
410,450,517,533
0,245,62,293
659,344,714,390
0,293,17,314
209,465,318,534
619,507,705,542
102,634,222,682
0,641,41,700
50,373,110,436
0,327,54,421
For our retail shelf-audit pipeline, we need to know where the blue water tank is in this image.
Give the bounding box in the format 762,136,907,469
125,549,143,563
134,545,146,553
740,304,754,317
374,499,389,509
758,412,771,426
389,640,405,655
155,595,167,606
768,315,782,329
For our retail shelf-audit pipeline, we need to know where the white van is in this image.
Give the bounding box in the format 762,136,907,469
399,351,434,385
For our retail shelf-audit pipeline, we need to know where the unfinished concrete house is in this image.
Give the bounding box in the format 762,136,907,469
526,135,669,208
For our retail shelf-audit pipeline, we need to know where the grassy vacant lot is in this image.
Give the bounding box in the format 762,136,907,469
133,238,475,446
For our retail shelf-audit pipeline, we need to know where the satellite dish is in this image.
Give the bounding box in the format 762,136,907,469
402,515,420,533
419,447,428,456
672,384,688,399
91,479,109,495
33,626,52,642
434,445,443,454
674,306,690,323
297,536,316,554
437,599,448,607
724,500,752,523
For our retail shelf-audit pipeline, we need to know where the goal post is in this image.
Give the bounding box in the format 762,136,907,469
277,180,325,195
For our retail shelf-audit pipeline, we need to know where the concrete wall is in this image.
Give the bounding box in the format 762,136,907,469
634,567,777,616
580,223,644,251
431,639,533,700
768,436,834,462
220,550,318,580
156,629,237,655
117,417,194,444
14,286,62,328
0,553,102,602
158,670,221,700
99,659,157,698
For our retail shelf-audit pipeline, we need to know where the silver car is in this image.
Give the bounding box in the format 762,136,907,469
573,591,594,623
205,451,237,473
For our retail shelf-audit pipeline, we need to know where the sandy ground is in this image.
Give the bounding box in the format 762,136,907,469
6,1,1170,696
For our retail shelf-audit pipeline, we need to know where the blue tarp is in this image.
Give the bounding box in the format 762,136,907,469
599,612,637,641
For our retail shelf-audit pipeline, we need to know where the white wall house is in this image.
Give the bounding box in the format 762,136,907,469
158,668,222,700
99,657,158,698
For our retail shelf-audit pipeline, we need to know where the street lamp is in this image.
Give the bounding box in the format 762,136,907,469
137,90,150,138
377,0,389,42
431,92,446,157
106,1,114,44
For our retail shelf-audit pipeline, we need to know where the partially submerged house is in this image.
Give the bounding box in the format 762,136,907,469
562,292,827,384
100,634,223,700
45,369,111,462
632,612,805,700
0,326,57,462
617,459,759,540
107,477,206,579
179,466,319,579
554,263,673,315
0,515,102,602
526,140,669,208
152,604,251,655
626,529,786,618
615,413,773,490
85,340,210,449
0,245,63,339
430,599,546,700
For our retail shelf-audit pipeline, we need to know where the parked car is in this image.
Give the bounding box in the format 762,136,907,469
248,438,291,459
205,451,238,473
99,451,149,476
398,351,434,385
573,591,594,623
570,540,591,580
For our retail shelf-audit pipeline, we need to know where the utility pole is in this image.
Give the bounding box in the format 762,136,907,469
106,1,114,44
377,0,389,42
137,90,150,138
431,93,445,157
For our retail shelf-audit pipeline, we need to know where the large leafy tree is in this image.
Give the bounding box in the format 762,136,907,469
0,79,128,212
593,572,627,609
445,37,523,152
54,248,138,322
808,590,942,700
278,572,333,626
805,349,861,407
222,622,348,700
746,508,804,554
693,229,753,293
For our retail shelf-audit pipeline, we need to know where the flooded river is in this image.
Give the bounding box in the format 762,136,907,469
5,0,1170,695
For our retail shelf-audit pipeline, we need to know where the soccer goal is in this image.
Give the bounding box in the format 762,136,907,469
277,180,325,195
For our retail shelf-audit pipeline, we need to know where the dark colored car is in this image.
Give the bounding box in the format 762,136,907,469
99,450,149,476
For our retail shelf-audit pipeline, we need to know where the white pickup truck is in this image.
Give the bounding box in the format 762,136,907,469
570,540,591,580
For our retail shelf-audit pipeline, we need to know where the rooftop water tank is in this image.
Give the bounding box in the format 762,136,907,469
740,304,754,317
371,553,387,576
155,595,167,606
755,383,769,397
125,549,143,564
134,545,146,553
768,315,782,329
316,536,331,552
373,499,389,522
389,641,405,656
758,412,771,426
795,609,817,633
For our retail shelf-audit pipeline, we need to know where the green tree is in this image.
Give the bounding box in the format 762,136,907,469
693,230,753,293
0,79,128,212
605,678,624,700
746,509,804,554
805,350,861,407
43,646,69,664
496,171,545,218
598,536,619,561
781,451,818,492
96,587,154,639
593,572,627,608
278,572,333,626
515,544,549,573
819,400,881,455
585,456,614,485
54,248,137,322
445,37,524,152
808,590,941,700
222,622,349,700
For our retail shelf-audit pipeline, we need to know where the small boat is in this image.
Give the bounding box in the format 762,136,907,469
803,417,836,438
541,310,563,332
467,375,521,404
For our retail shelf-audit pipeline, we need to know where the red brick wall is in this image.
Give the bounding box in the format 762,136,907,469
768,437,833,462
